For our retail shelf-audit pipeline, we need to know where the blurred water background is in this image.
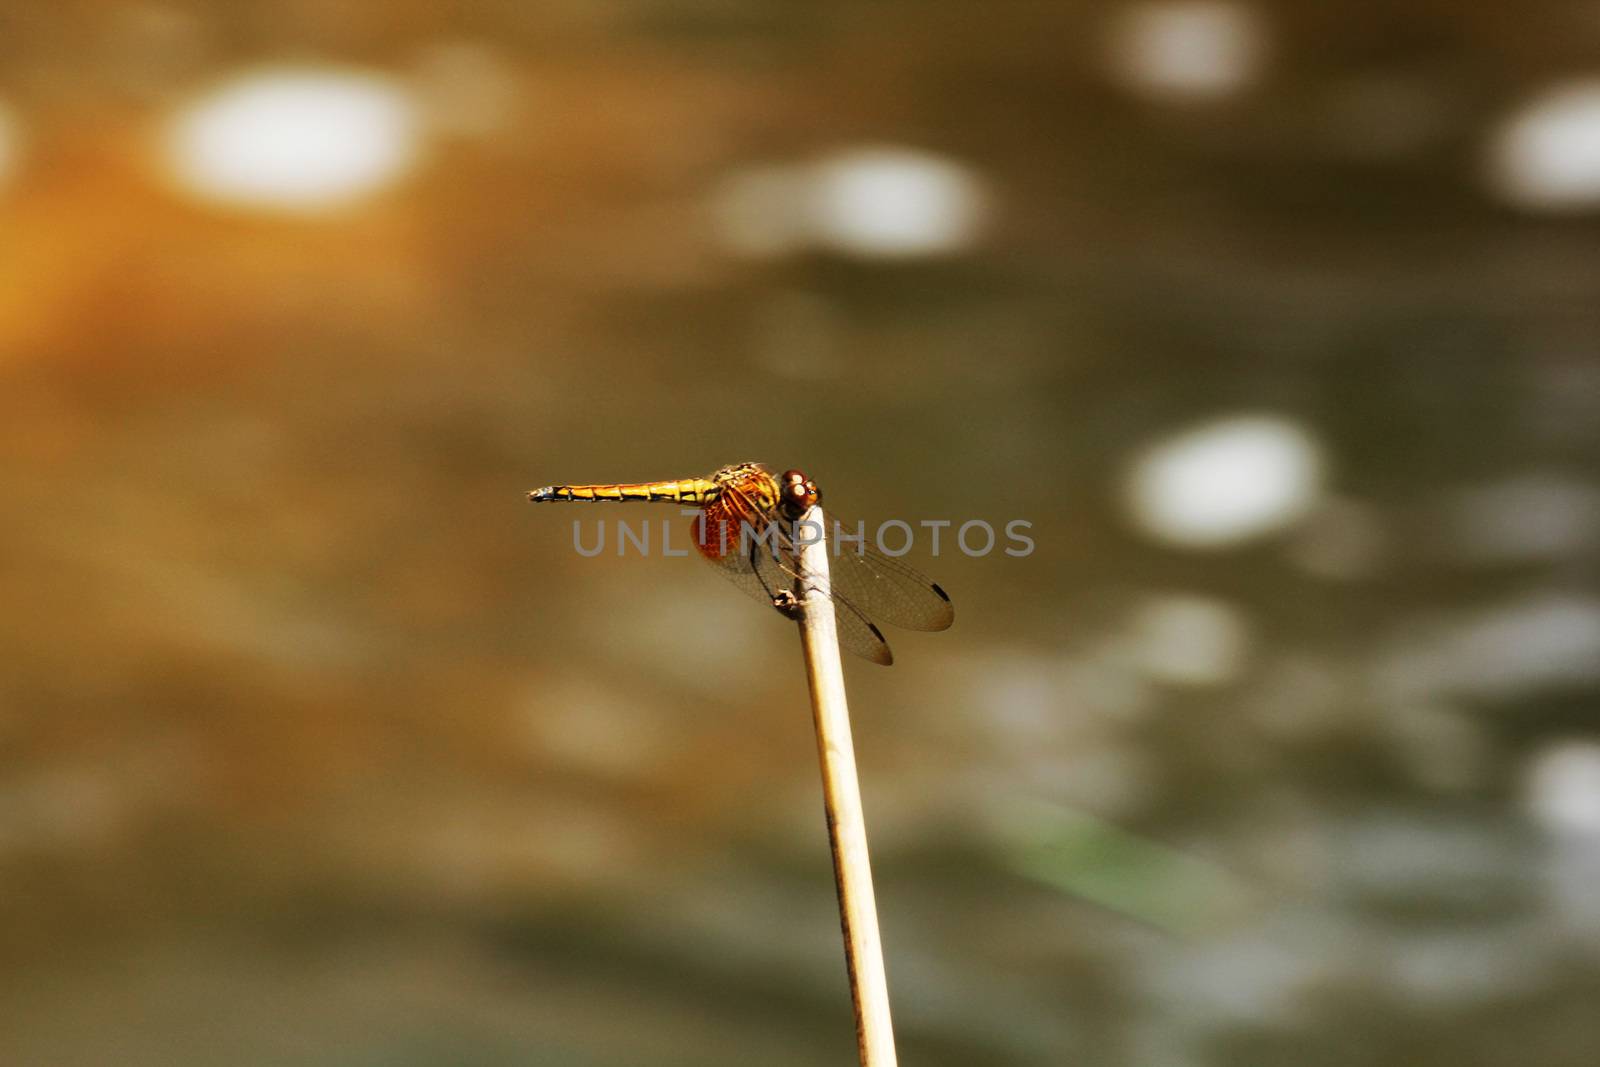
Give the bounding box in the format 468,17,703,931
3,2,1600,1065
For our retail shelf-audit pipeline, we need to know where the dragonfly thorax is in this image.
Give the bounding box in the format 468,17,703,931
697,463,785,561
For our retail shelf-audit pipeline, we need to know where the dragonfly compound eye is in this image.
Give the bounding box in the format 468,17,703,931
779,469,817,505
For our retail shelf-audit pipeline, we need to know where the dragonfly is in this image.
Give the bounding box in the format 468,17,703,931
528,462,953,665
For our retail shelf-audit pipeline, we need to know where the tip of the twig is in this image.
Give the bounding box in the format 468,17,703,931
528,487,553,502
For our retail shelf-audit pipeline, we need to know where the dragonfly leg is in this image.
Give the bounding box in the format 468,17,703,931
748,527,807,619
771,589,802,620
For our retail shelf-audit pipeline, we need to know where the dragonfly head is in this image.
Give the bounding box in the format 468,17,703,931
779,468,820,519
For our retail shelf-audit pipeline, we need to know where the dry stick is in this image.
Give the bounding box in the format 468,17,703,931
794,503,898,1067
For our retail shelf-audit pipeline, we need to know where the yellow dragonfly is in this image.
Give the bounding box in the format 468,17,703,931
528,462,953,664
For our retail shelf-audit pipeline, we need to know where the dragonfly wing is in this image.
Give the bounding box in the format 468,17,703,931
827,594,895,666
814,515,955,632
702,531,795,609
700,520,895,666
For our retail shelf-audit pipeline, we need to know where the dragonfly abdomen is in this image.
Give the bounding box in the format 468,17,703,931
528,478,720,504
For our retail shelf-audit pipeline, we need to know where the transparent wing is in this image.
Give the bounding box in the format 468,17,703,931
827,594,897,666
807,513,954,633
699,519,895,666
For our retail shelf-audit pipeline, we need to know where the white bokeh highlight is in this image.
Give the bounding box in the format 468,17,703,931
710,146,987,260
1447,595,1600,700
1447,474,1600,564
1126,414,1325,549
1489,81,1600,212
1526,741,1600,836
810,147,986,258
1372,594,1600,706
166,68,422,211
1108,1,1266,101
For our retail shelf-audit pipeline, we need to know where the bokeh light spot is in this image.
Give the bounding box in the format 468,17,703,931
710,147,987,260
810,147,986,258
1127,594,1250,686
1526,741,1600,835
1489,81,1600,212
1108,1,1266,101
1447,473,1600,564
1447,595,1600,700
1126,415,1324,549
166,68,422,212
